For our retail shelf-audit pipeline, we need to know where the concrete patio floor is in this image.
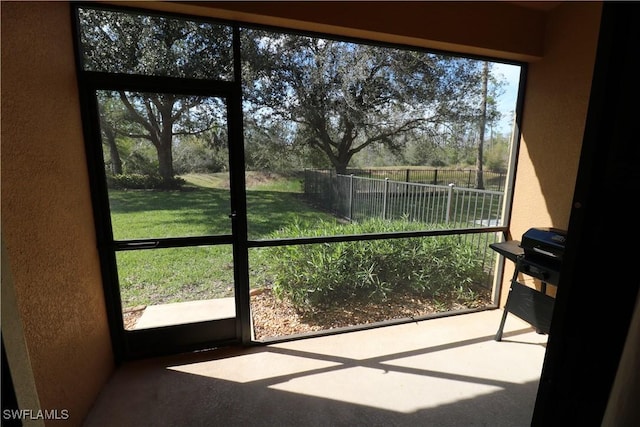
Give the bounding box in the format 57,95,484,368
134,298,236,329
84,309,547,426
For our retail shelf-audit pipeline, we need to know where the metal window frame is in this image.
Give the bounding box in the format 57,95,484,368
70,2,526,361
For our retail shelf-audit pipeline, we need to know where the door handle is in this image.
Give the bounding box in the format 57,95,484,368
117,241,159,250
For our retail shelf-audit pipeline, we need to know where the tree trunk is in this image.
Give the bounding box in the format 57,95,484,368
157,106,175,186
157,134,174,185
104,127,122,175
334,143,353,175
335,163,348,175
475,61,489,190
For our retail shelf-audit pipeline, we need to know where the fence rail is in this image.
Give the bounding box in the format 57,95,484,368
339,168,507,192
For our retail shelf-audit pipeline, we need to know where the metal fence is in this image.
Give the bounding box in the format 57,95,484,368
304,170,504,228
304,169,505,274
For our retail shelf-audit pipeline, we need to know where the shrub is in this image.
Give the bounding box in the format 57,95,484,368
260,219,489,312
107,173,186,190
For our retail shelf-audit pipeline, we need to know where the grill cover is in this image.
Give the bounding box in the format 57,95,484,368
521,227,567,263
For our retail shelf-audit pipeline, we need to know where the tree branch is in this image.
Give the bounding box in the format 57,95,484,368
118,92,156,144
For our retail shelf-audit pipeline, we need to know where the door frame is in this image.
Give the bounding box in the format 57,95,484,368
72,9,251,360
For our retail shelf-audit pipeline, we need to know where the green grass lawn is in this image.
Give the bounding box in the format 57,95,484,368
110,172,338,307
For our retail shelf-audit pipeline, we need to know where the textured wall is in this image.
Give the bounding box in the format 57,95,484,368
1,2,114,425
502,1,602,301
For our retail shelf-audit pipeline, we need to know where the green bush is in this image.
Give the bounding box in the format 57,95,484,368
107,173,186,190
261,219,489,312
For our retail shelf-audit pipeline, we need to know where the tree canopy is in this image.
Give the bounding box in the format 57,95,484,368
80,7,231,186
241,29,501,174
79,6,508,185
78,7,233,79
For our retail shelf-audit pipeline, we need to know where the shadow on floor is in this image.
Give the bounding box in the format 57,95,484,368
84,312,546,426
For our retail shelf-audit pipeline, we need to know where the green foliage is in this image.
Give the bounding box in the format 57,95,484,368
122,148,158,176
260,219,489,312
484,135,510,173
107,173,186,190
174,136,228,174
429,159,448,168
79,7,233,79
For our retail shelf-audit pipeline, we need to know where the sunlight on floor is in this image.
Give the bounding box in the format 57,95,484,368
168,351,341,384
166,311,547,415
268,366,504,413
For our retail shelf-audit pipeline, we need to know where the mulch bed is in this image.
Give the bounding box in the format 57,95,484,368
249,288,492,340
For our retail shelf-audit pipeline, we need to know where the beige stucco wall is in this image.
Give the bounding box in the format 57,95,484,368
501,1,602,302
1,2,114,425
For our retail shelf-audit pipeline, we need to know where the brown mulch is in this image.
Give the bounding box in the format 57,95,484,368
249,287,492,340
123,305,146,330
122,288,492,338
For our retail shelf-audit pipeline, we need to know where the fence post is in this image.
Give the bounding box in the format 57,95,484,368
382,177,389,220
446,183,455,224
349,174,354,221
330,169,336,213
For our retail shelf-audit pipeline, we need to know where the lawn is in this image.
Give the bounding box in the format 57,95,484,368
111,172,338,307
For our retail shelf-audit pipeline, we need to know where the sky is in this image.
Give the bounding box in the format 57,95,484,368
492,62,522,135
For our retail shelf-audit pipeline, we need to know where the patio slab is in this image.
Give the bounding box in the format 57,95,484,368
134,298,236,329
87,309,548,427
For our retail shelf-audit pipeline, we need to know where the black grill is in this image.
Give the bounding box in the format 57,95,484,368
491,227,567,340
521,227,567,263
